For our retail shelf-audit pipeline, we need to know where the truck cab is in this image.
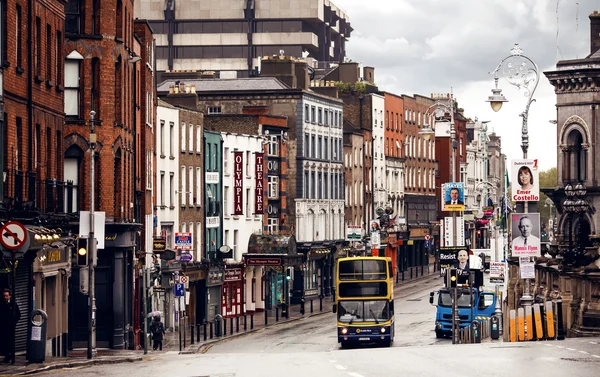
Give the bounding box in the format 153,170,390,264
429,287,496,339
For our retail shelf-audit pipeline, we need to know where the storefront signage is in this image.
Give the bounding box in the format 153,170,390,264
207,267,225,286
206,216,219,228
233,152,243,215
175,232,193,250
255,153,264,214
47,248,61,263
224,268,242,282
186,269,206,282
246,258,281,266
153,237,166,253
346,225,362,241
206,172,219,184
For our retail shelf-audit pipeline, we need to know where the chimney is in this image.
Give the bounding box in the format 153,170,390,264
260,56,297,88
164,81,199,111
591,10,600,55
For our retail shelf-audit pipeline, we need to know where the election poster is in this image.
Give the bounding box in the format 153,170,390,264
489,262,506,284
442,182,465,211
511,159,540,202
511,213,541,257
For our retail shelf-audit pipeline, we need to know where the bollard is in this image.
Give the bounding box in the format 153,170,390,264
301,299,305,315
204,322,208,341
509,309,517,342
210,322,214,339
556,297,565,340
251,314,254,329
545,301,555,339
310,299,314,313
191,324,195,345
183,318,187,349
276,307,280,322
265,310,268,326
533,304,544,340
196,324,200,343
244,315,247,331
230,316,234,334
525,306,534,341
215,315,223,337
224,318,227,336
319,296,323,312
517,308,525,341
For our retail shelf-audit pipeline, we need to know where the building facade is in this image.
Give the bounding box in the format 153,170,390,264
135,0,352,78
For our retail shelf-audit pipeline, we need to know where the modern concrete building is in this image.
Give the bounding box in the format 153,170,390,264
134,0,352,79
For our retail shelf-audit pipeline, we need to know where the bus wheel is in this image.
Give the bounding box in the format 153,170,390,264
382,340,392,347
340,341,349,349
435,330,444,339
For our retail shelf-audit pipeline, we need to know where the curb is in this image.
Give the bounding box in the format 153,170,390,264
8,356,143,376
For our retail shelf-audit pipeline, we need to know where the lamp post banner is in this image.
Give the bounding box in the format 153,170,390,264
511,213,541,257
511,159,539,202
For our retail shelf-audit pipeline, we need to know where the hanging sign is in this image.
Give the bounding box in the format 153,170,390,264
233,152,244,215
255,153,265,214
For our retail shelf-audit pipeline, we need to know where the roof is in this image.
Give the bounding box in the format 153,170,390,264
157,77,290,94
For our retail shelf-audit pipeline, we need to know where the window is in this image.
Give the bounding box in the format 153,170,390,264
233,230,238,255
147,92,154,125
311,106,315,123
268,176,279,198
196,167,201,205
317,136,322,159
268,136,279,157
35,17,41,76
160,120,165,156
160,171,165,206
46,25,52,81
225,230,230,248
169,122,174,157
268,218,279,233
318,108,322,124
91,58,100,116
189,166,193,205
169,172,174,207
246,151,250,177
188,124,193,152
304,134,309,156
304,105,309,122
324,109,328,126
196,125,201,152
181,166,186,206
181,122,186,151
16,5,23,68
147,151,153,190
224,186,229,215
64,52,83,116
223,147,229,173
246,188,251,217
207,106,222,114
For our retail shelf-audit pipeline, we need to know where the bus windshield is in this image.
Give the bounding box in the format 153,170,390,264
337,300,390,324
438,290,473,308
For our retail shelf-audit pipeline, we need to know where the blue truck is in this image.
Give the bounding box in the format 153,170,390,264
429,287,497,339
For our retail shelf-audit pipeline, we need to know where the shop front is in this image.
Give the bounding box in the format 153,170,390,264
221,265,243,318
206,267,224,321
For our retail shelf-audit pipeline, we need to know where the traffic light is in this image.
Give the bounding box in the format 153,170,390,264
77,238,88,266
448,268,458,288
285,268,292,281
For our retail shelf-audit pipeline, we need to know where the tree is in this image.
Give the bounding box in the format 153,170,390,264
537,167,558,237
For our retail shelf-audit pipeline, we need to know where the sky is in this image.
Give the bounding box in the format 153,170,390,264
333,0,598,172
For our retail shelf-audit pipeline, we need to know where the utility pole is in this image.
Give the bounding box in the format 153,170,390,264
88,110,97,359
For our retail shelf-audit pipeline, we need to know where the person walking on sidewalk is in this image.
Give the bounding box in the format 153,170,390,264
0,288,21,363
150,315,165,351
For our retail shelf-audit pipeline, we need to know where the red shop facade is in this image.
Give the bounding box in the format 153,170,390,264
221,265,243,318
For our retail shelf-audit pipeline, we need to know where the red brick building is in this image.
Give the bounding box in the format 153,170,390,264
62,0,155,349
1,0,69,357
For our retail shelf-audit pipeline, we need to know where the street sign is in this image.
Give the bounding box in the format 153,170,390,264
0,221,28,250
424,234,431,241
179,276,189,284
180,252,193,263
174,283,185,297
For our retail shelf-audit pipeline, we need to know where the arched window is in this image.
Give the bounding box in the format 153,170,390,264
564,129,586,182
307,210,315,242
319,209,326,241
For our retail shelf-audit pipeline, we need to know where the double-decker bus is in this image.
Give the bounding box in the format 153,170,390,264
333,256,395,348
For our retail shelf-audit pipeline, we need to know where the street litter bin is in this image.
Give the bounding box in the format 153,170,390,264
491,315,500,340
471,321,481,344
27,309,48,363
214,314,223,337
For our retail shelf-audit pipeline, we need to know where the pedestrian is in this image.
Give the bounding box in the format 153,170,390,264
150,315,165,351
0,288,21,363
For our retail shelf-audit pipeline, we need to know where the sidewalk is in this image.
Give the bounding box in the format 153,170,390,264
0,271,440,375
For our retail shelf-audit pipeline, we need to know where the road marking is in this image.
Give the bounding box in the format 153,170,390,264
347,373,365,377
556,346,564,349
335,365,347,370
578,350,589,355
544,344,553,347
592,355,600,359
329,360,337,363
589,341,598,345
566,348,576,351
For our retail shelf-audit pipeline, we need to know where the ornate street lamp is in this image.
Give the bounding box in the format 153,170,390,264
561,182,589,267
488,43,540,309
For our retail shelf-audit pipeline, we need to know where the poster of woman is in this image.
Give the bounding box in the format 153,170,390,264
511,159,540,202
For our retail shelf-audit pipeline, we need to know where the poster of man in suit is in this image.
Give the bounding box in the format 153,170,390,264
442,182,465,212
511,213,541,257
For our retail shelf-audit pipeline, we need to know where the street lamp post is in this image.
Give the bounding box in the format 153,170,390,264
420,92,457,344
488,43,540,308
88,110,97,359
